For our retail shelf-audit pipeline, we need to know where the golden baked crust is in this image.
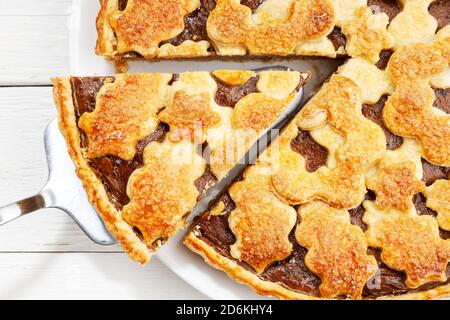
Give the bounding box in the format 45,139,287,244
90,0,450,300
52,77,152,264
79,73,171,160
123,140,206,248
185,232,450,300
228,165,297,274
425,180,450,231
158,90,220,143
295,201,377,299
52,71,308,265
271,75,386,209
96,0,399,60
186,25,450,299
384,34,450,166
364,202,450,288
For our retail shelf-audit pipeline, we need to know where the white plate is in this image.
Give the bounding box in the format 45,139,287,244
67,0,335,300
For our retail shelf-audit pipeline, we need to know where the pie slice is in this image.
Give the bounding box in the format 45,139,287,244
96,0,402,60
52,70,309,264
185,26,450,299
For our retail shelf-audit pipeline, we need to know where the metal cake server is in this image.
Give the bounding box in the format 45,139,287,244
0,61,340,246
0,119,116,245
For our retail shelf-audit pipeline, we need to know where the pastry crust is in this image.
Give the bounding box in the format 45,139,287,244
185,232,450,300
96,0,117,58
185,30,450,298
95,0,397,60
52,71,307,265
52,77,152,264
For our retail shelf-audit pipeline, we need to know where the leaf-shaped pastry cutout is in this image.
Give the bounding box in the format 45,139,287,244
123,139,205,248
207,0,334,55
296,201,377,299
364,201,450,288
79,73,171,160
383,35,450,166
228,165,297,273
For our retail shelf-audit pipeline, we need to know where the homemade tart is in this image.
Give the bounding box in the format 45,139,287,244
185,21,450,299
53,0,450,300
97,0,398,60
52,70,309,264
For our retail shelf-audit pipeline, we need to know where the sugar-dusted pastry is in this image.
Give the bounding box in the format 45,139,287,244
52,70,308,264
186,21,450,299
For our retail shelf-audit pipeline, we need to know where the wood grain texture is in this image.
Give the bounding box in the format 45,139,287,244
0,253,206,299
0,0,70,86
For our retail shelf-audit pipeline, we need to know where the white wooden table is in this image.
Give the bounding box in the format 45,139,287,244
0,0,208,300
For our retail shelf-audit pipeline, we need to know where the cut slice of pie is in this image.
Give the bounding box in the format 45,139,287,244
96,0,406,60
52,70,309,264
185,27,450,299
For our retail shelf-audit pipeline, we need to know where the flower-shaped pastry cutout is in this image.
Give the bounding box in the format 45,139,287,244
387,0,437,50
342,6,393,63
296,201,378,299
110,0,201,58
364,201,450,288
207,0,334,55
424,179,450,231
79,73,171,160
158,90,221,143
123,139,205,249
383,35,450,166
367,160,424,212
228,165,297,274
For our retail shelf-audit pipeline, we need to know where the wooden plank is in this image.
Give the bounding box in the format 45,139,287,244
0,87,121,252
0,0,70,85
0,0,72,16
0,253,207,299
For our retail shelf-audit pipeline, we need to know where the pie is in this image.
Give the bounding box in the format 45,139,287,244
185,20,450,300
53,0,450,300
97,0,396,60
52,70,309,264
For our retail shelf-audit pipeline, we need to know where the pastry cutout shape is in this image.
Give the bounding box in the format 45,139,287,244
207,0,334,55
79,73,171,160
271,75,386,209
123,139,205,249
110,0,200,58
327,0,366,26
232,93,295,130
210,71,304,179
366,138,424,212
212,70,255,86
424,179,450,231
158,90,221,143
383,35,450,166
364,201,450,288
338,57,393,104
388,0,437,50
341,6,393,63
367,160,423,212
228,165,297,274
296,201,378,299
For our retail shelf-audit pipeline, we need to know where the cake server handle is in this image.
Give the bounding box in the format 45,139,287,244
0,190,53,226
